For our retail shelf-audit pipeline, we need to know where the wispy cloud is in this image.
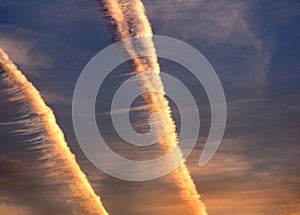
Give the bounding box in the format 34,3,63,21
40,91,71,106
0,25,53,74
0,202,30,215
145,0,260,46
144,0,274,99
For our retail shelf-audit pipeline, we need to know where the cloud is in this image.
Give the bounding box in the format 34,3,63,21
145,0,260,46
142,0,274,101
0,25,54,75
0,156,76,215
0,203,30,215
183,134,300,215
40,91,71,106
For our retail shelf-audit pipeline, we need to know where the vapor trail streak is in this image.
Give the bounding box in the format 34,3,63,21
0,49,109,215
100,0,207,214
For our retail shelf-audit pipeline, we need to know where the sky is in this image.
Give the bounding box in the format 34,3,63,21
0,0,300,214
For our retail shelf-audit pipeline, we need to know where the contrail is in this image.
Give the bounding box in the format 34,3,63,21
0,49,109,215
100,0,207,214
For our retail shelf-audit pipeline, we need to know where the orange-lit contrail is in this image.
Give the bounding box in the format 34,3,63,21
0,49,109,215
100,0,207,214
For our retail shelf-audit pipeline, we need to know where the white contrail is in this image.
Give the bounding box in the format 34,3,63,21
100,0,207,214
0,49,109,215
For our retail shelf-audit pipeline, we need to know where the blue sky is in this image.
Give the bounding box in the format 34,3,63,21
0,0,300,214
